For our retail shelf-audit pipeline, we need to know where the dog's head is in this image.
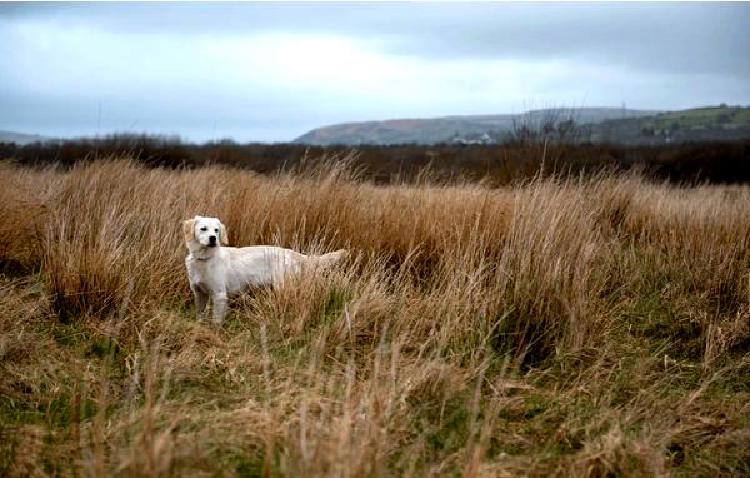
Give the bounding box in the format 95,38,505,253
182,216,228,249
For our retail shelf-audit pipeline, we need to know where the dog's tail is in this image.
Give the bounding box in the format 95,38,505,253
313,249,348,268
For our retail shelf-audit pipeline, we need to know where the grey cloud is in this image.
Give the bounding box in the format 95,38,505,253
2,2,748,77
387,3,750,77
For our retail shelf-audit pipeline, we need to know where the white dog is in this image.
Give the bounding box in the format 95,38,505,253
183,215,346,324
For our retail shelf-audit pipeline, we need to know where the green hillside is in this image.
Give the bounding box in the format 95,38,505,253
650,105,750,129
586,105,750,145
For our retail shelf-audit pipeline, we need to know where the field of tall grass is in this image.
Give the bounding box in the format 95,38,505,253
0,158,748,477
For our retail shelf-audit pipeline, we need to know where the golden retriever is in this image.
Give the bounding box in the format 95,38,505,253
183,215,346,324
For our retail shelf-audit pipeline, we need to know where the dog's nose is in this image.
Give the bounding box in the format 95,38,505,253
209,235,217,244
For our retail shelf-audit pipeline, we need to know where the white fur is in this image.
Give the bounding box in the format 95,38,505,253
183,215,346,324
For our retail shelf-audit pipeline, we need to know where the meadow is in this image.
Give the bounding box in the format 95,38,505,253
0,157,748,477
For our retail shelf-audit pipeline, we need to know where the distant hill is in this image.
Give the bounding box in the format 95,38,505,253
293,108,662,145
0,130,49,145
585,105,750,146
4,105,748,147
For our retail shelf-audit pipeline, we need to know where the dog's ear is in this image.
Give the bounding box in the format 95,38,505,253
220,223,229,245
182,218,196,244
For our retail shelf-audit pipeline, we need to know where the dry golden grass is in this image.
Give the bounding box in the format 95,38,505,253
0,158,749,477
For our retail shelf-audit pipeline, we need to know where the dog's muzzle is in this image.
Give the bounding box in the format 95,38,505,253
209,235,217,247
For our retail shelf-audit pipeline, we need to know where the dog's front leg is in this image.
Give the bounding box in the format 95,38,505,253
211,290,228,325
192,286,209,321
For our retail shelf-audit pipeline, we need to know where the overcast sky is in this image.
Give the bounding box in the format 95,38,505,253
1,2,748,142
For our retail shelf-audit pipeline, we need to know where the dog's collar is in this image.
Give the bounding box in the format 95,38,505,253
188,249,213,261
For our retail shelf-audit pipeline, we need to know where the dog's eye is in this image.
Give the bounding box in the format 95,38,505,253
200,227,207,232
215,228,219,233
